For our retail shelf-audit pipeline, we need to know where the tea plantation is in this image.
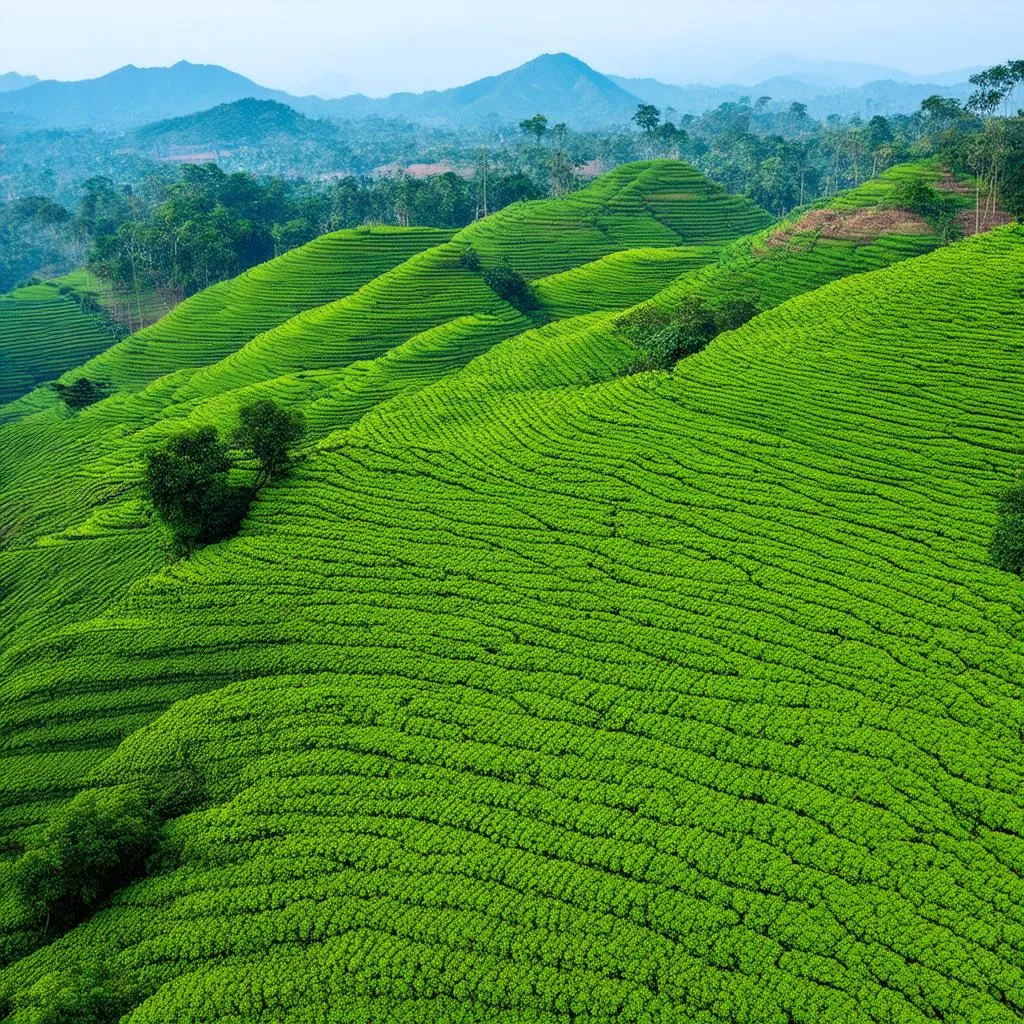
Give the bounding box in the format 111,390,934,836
0,160,1020,1024
0,281,117,405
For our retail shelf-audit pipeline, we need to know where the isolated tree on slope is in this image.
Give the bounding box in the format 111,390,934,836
633,104,661,158
233,398,305,487
12,787,156,933
144,425,249,556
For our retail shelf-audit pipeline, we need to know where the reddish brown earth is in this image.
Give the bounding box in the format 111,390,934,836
957,208,1014,234
766,207,932,247
934,170,973,194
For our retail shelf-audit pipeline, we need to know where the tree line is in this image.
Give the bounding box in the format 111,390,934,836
3,58,1021,304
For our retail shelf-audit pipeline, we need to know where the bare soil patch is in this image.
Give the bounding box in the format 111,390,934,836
766,207,932,247
957,208,1014,235
933,170,972,194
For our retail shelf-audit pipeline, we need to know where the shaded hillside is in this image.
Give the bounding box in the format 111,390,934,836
0,73,38,93
0,54,978,133
0,54,642,131
0,61,292,129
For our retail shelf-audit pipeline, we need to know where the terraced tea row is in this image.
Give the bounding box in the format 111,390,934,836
616,163,976,339
73,227,453,394
533,247,717,319
0,227,1020,1023
0,282,116,405
457,161,773,279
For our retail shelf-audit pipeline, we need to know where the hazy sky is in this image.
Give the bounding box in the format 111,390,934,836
2,0,1020,95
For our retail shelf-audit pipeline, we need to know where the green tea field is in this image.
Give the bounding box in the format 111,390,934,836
0,160,1020,1024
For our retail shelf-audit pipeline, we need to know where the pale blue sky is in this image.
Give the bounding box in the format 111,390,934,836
2,0,1020,95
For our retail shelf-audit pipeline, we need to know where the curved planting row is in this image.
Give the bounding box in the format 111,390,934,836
0,282,116,404
532,247,717,319
456,161,773,279
614,162,977,339
72,227,452,393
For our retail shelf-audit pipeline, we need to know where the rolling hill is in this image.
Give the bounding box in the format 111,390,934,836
0,160,1020,1023
612,73,973,119
0,279,117,405
329,53,643,127
0,61,293,129
132,98,341,149
0,54,644,130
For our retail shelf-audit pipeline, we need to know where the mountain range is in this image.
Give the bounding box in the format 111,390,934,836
0,72,39,93
0,53,974,131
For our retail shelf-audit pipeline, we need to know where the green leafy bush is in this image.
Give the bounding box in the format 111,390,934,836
885,178,963,239
233,398,306,487
8,964,133,1024
482,261,536,311
8,962,133,1024
619,293,760,371
11,788,157,932
990,484,1024,573
144,426,251,556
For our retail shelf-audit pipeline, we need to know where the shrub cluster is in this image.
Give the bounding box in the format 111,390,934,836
143,399,305,557
51,377,108,410
990,484,1024,574
885,179,963,239
11,788,157,935
619,294,760,372
482,260,536,312
7,963,133,1024
144,426,251,557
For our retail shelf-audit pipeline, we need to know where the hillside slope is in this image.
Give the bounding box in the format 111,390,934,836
0,160,1019,1022
0,280,117,404
0,61,292,129
133,98,339,148
0,227,1020,1022
330,53,643,128
0,163,758,659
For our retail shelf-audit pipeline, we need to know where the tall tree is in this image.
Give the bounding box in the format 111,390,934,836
233,399,306,487
144,426,248,556
518,115,549,143
632,104,661,158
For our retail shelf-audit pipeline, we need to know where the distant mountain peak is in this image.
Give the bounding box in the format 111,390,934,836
0,72,39,94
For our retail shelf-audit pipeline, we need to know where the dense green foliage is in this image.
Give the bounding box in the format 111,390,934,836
144,427,250,556
233,399,306,485
481,261,536,310
11,788,156,932
989,484,1024,574
0,198,81,294
0,160,1020,1022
